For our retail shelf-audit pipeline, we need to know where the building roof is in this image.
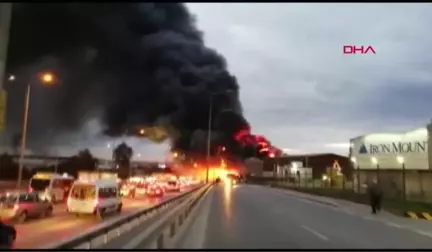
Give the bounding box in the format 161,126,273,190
350,125,428,140
281,153,348,159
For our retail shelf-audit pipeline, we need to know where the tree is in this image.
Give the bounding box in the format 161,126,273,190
56,149,98,178
113,142,133,179
0,153,19,180
76,149,98,170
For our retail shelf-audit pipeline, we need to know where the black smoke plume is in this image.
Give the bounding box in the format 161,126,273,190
6,3,252,156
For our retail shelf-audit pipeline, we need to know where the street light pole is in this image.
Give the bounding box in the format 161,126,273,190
205,90,234,184
205,95,213,184
17,72,55,189
402,161,406,211
17,83,31,189
397,156,406,212
371,156,379,184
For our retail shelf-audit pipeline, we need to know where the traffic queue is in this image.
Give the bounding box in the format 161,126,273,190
0,171,199,248
119,175,195,198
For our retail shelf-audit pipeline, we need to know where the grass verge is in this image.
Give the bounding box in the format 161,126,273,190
269,183,432,216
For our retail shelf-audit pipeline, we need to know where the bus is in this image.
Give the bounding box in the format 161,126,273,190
29,172,75,203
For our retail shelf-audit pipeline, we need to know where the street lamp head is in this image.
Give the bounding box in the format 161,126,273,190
40,72,55,84
291,162,299,173
396,156,405,164
371,156,378,164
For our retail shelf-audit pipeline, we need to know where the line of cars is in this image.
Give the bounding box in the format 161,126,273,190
0,172,198,248
120,176,185,199
0,171,122,248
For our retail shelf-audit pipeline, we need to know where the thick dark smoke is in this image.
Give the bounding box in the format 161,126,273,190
6,3,251,155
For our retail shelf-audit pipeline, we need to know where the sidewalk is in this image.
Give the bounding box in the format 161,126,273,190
273,185,432,237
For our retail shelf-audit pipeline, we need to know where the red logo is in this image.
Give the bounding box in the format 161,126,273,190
343,45,376,55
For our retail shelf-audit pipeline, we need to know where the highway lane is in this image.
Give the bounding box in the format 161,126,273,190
202,183,432,249
13,191,184,249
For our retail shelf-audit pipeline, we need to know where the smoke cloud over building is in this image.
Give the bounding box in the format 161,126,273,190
6,3,276,158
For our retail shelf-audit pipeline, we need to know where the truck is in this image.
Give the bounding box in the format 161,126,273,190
77,171,118,182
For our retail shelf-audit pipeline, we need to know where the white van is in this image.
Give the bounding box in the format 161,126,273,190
67,179,122,218
29,172,75,203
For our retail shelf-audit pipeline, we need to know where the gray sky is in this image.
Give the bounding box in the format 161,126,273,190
183,3,432,156
86,3,432,160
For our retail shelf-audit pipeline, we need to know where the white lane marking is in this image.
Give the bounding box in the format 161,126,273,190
301,225,329,241
270,207,285,215
363,216,378,221
385,222,401,228
414,230,432,238
341,209,357,216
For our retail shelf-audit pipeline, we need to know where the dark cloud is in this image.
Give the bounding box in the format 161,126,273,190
186,3,432,154
355,84,432,123
5,3,253,155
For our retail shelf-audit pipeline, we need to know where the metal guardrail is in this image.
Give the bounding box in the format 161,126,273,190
128,182,213,249
47,184,210,249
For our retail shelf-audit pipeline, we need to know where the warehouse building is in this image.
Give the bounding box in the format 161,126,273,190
349,123,432,199
263,153,352,180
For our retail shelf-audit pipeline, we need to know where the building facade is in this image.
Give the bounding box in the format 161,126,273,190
264,153,352,179
349,124,432,199
349,126,430,170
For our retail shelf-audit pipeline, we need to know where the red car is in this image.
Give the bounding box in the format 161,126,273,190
146,184,164,197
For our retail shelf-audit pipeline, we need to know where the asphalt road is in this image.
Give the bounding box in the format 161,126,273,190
203,183,432,249
13,192,182,249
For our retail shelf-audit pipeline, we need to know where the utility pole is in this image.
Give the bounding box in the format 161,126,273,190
205,96,213,183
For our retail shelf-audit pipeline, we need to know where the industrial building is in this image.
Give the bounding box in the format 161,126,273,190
263,153,352,180
349,123,432,199
349,126,430,170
